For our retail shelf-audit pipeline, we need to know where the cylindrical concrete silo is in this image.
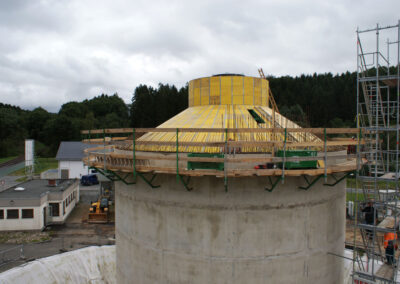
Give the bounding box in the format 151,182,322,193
115,75,346,283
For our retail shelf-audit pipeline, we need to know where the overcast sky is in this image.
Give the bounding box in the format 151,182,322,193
0,0,399,112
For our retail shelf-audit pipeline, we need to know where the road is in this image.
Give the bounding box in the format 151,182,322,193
0,162,25,178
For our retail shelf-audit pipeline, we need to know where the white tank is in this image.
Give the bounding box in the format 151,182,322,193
25,139,34,167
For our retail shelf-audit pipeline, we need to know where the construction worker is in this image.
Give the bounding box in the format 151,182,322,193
362,200,378,239
384,229,398,265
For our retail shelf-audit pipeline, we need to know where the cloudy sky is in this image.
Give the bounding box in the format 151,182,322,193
0,0,399,112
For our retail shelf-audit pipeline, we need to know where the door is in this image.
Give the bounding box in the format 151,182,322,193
61,169,69,179
43,207,47,227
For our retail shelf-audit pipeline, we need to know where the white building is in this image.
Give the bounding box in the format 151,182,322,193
56,142,100,179
0,179,79,231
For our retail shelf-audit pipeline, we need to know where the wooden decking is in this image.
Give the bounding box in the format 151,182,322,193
81,127,363,177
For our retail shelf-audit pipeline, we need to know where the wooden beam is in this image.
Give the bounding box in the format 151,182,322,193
81,127,362,135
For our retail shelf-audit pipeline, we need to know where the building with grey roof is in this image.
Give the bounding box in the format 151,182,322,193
56,142,100,179
0,179,79,231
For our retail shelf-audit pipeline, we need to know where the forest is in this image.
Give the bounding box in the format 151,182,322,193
0,71,359,157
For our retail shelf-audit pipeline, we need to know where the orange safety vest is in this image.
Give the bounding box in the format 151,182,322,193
384,232,397,248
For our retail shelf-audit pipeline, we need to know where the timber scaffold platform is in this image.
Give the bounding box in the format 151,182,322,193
81,128,364,190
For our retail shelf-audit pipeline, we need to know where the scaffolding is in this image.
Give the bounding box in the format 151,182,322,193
353,21,400,283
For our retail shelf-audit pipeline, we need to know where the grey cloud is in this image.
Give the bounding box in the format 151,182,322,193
0,0,399,111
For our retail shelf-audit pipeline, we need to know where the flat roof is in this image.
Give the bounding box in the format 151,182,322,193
0,179,75,200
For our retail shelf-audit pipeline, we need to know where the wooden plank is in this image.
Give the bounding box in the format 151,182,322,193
88,152,356,164
82,127,362,135
86,158,357,177
378,216,395,229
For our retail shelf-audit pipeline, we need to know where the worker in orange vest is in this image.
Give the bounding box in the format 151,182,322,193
384,230,398,265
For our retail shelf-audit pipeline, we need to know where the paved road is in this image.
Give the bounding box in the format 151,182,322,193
0,162,25,178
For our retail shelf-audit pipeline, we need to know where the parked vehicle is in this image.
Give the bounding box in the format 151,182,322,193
80,174,99,186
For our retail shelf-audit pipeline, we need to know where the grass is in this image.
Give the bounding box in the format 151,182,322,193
0,231,52,244
16,176,28,182
0,156,17,164
346,178,399,190
9,158,58,176
346,192,366,202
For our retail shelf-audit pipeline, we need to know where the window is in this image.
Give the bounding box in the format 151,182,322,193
0,209,3,219
63,201,65,215
49,203,60,217
22,209,34,219
7,209,19,219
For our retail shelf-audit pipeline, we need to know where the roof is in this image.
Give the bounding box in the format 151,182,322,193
0,179,74,200
56,141,101,161
132,75,319,153
136,105,320,153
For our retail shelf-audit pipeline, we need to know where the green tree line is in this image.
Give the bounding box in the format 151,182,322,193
0,72,363,157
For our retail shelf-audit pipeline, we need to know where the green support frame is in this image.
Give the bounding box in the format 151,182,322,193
224,128,228,192
133,128,137,179
136,172,160,189
90,166,136,185
176,128,193,191
323,171,354,187
265,176,282,192
298,175,324,190
281,128,287,184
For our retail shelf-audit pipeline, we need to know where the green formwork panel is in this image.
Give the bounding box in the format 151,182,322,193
276,150,317,169
187,153,224,171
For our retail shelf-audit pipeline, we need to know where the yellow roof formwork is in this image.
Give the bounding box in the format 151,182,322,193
132,75,321,153
135,105,320,153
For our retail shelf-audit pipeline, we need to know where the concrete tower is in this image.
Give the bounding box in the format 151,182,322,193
85,75,352,283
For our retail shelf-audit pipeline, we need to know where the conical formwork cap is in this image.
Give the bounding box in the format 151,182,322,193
133,75,320,153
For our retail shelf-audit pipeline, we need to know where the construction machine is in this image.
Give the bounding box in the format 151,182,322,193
88,196,109,223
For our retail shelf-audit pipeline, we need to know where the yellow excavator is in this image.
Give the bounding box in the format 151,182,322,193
88,196,109,223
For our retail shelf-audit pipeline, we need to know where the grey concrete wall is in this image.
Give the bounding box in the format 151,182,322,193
116,175,345,284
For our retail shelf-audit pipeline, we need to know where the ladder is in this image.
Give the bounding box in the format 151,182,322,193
258,68,279,113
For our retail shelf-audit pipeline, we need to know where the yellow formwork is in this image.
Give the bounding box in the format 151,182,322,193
135,74,319,153
188,75,269,107
136,105,319,153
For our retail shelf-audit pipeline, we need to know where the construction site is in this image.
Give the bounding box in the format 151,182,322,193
0,21,399,284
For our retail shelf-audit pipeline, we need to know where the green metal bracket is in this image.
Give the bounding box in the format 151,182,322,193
298,175,323,190
90,166,136,185
323,171,354,187
265,176,282,192
137,172,160,189
281,128,287,184
133,128,137,180
224,128,228,192
174,128,194,191
178,175,192,191
90,166,114,181
176,128,179,183
112,171,136,185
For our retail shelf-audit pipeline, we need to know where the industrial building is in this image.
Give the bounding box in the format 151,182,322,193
83,73,359,283
0,179,79,231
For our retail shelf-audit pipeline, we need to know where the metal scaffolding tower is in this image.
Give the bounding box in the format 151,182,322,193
353,21,400,283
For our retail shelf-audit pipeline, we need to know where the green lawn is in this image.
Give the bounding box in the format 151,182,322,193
346,178,399,190
0,156,17,164
346,192,366,202
9,158,58,176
